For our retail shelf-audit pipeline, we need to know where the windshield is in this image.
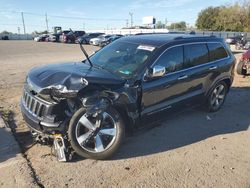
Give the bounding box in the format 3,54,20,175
89,41,155,78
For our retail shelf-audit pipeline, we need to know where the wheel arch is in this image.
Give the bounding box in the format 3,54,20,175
205,76,232,97
112,104,135,136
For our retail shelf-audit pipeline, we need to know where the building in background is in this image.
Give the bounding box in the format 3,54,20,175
142,16,156,28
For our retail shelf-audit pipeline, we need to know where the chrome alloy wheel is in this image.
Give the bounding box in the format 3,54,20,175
75,112,117,153
210,84,226,109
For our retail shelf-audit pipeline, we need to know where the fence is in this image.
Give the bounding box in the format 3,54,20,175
1,29,250,40
86,28,170,35
193,30,250,39
0,34,34,40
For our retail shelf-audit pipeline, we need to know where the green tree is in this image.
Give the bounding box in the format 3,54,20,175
196,2,250,32
31,30,48,35
216,4,245,31
169,21,187,30
156,21,165,29
196,6,220,30
0,30,12,35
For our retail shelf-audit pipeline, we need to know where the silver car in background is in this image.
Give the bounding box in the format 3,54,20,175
89,34,111,46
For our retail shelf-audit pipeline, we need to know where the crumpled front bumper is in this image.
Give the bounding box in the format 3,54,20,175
20,89,66,134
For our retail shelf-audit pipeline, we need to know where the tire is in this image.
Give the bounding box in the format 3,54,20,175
205,81,228,112
236,60,244,75
68,107,125,160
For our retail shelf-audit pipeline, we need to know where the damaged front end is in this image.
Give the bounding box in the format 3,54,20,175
21,76,90,161
20,59,141,161
21,74,130,161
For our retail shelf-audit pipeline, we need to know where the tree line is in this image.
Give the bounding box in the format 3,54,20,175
155,21,188,30
196,1,250,32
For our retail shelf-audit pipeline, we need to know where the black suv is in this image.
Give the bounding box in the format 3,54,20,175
20,34,235,160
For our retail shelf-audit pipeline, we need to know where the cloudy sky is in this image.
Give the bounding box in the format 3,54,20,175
0,0,236,33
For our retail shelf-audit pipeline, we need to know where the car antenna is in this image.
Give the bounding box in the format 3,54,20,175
69,28,93,67
79,39,93,67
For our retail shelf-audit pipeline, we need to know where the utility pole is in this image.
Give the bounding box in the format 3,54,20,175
17,27,20,39
21,12,26,34
129,12,133,28
45,13,49,33
126,19,128,28
165,18,168,29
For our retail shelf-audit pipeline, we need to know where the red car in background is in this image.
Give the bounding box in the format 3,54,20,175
237,49,250,75
60,30,85,43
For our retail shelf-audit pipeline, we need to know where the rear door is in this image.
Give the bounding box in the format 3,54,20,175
181,43,211,104
205,42,231,90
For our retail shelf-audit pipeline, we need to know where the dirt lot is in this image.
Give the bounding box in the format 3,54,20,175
0,41,249,188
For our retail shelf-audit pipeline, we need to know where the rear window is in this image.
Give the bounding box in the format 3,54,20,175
184,44,209,68
207,43,228,61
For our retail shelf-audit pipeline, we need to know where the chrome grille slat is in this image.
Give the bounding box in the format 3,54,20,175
37,103,42,116
26,96,30,107
28,97,33,110
22,90,49,118
32,100,37,113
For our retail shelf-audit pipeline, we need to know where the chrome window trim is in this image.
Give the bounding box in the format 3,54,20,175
143,41,230,81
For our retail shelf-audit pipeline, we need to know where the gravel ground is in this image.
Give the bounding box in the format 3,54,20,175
0,40,249,188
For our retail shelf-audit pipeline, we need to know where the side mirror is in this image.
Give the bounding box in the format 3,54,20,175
147,65,166,79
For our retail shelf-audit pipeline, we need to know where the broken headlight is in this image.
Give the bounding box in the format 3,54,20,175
50,85,78,98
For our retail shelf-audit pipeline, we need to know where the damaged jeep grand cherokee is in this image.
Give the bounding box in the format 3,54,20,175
21,34,235,161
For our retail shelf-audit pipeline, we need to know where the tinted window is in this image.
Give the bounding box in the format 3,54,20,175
184,44,209,68
207,43,228,61
155,46,184,73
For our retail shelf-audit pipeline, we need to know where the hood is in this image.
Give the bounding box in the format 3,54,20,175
27,62,125,95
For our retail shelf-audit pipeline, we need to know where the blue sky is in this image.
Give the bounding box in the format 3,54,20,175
0,0,236,33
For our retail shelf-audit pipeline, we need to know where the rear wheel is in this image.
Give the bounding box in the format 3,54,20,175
206,81,228,112
68,107,125,160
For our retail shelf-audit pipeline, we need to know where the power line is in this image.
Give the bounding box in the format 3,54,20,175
0,10,141,22
129,12,133,27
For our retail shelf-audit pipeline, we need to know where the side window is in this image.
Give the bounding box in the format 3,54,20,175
184,44,209,68
155,46,184,74
207,43,228,61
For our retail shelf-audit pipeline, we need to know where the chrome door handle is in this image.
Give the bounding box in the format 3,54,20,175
209,66,218,70
178,75,188,80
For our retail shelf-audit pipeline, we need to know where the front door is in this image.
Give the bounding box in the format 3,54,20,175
141,45,189,116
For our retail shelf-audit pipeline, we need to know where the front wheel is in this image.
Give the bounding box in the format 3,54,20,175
68,107,125,160
206,81,228,112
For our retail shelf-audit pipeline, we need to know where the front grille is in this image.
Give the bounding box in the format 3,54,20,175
22,90,47,118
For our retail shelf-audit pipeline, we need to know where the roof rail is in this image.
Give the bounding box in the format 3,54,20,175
174,36,184,40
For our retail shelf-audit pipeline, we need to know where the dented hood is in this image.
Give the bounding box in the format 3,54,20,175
27,62,125,93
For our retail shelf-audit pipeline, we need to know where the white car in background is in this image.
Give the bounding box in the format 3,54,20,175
89,34,111,46
34,34,49,42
